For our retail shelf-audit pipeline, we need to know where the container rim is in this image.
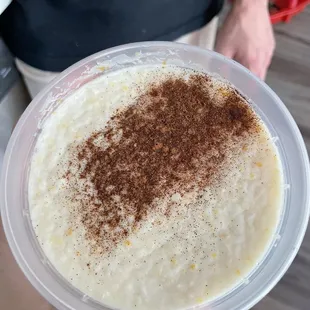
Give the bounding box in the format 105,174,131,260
1,41,310,310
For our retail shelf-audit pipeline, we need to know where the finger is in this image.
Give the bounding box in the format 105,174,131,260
253,52,272,80
216,47,234,59
258,63,268,80
215,41,234,59
234,57,261,78
248,62,265,80
235,51,265,79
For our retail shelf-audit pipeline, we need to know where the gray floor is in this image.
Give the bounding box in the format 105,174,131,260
254,6,310,310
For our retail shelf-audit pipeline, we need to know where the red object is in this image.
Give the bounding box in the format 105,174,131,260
270,0,310,24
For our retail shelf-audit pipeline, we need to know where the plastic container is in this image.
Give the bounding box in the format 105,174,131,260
1,42,310,310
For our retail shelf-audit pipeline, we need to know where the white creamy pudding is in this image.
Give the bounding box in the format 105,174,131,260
28,65,283,310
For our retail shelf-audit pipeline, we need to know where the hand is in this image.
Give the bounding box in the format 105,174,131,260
215,0,275,80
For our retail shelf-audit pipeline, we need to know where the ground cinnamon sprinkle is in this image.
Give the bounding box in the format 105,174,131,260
65,72,260,253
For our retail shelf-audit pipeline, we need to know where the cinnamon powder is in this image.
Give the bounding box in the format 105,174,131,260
65,73,260,253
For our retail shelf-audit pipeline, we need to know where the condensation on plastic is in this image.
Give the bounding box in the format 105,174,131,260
1,42,309,310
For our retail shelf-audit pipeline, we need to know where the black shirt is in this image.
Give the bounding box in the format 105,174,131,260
0,0,223,71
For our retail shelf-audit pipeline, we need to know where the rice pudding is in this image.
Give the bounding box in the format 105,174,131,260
28,65,283,310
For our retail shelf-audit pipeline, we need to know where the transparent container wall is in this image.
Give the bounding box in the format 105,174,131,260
1,42,309,310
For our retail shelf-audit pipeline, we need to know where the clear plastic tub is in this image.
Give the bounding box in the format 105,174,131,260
1,42,310,310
